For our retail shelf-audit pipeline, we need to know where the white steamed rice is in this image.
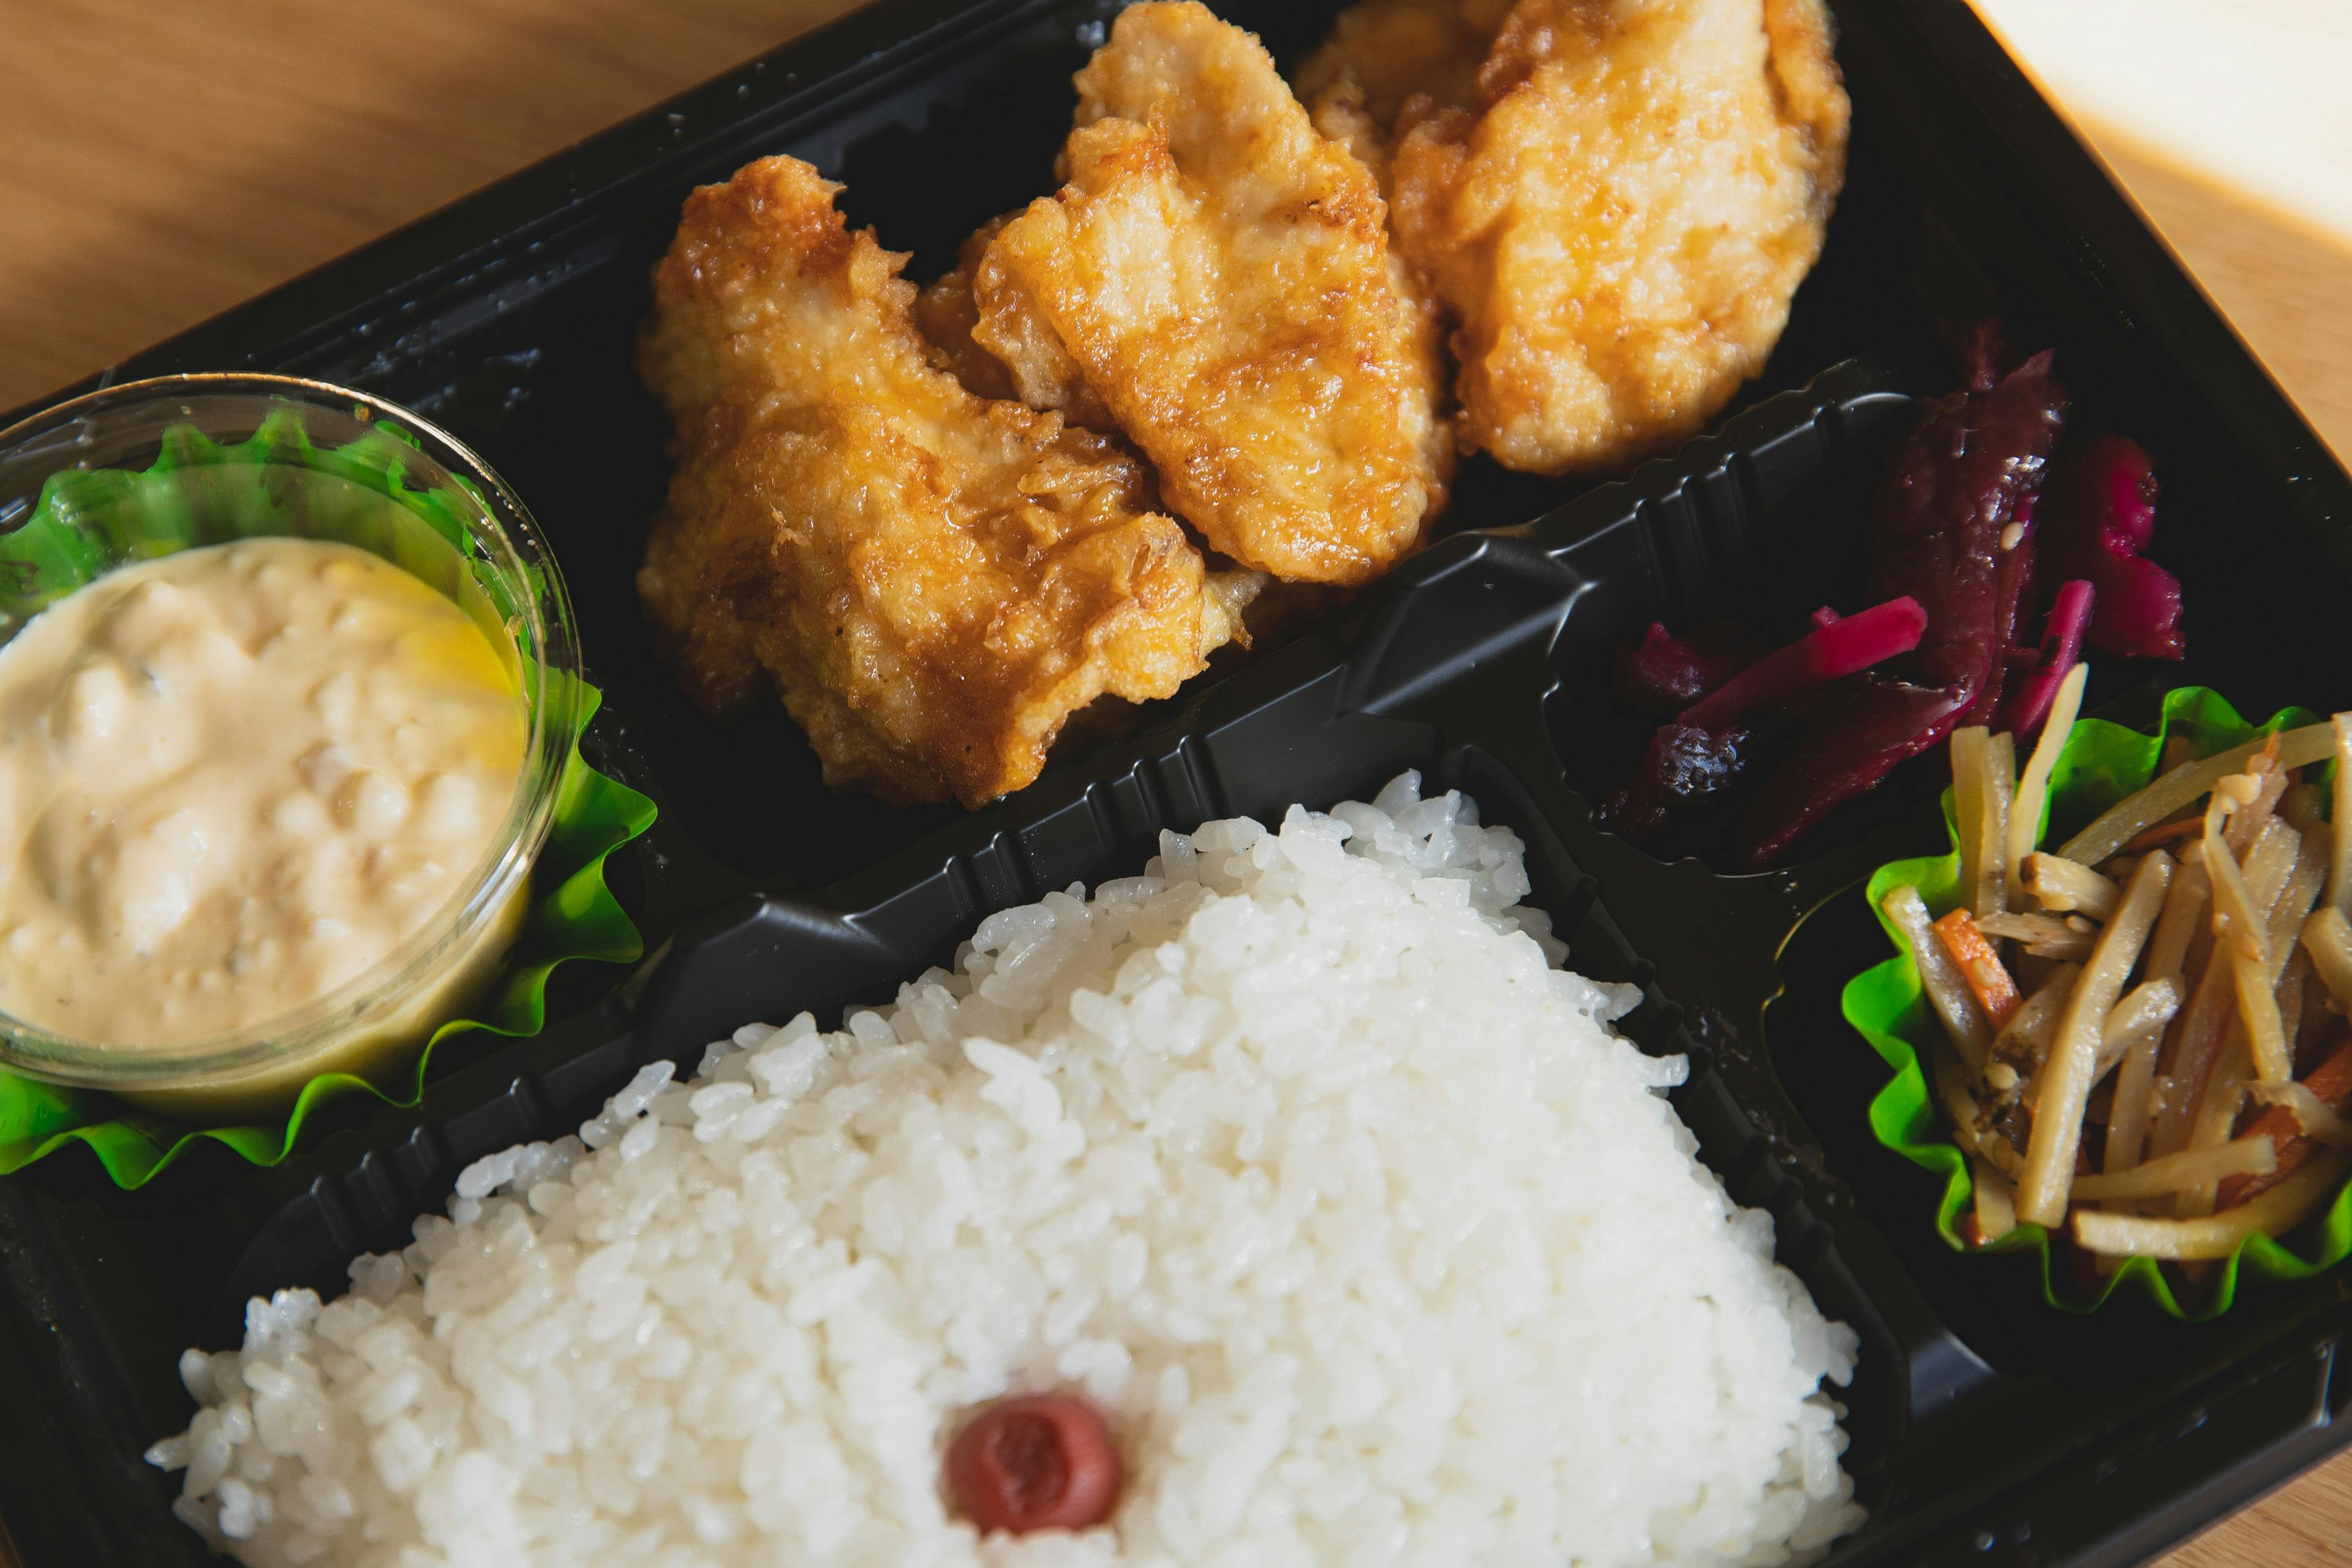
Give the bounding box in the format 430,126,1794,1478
153,772,1864,1567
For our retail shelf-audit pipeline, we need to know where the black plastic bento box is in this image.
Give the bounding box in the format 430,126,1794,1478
5,1,2351,1564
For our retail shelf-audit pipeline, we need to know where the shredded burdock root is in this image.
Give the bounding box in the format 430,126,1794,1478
2016,849,2173,1227
2073,1152,2352,1260
1892,669,2352,1290
1951,726,2013,920
2007,664,2088,911
2021,853,2120,920
2060,723,2337,867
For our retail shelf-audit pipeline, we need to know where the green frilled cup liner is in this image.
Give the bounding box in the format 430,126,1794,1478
1842,686,2352,1318
0,413,657,1188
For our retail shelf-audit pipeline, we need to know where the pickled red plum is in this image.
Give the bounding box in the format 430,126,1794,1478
946,1394,1123,1535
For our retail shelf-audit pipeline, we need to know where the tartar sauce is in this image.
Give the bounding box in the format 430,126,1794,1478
0,538,525,1045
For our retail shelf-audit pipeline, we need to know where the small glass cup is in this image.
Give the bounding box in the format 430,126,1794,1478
0,374,581,1118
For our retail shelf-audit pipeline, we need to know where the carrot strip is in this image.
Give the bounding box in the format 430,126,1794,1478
2122,816,2202,854
1935,907,2022,1030
2218,1035,2352,1209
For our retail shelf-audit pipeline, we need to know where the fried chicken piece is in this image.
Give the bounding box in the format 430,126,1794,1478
1388,0,1850,475
638,155,1254,809
918,213,1120,432
914,217,1277,643
913,214,1022,405
1294,0,1507,125
967,1,1450,587
1294,0,1514,174
914,213,1109,434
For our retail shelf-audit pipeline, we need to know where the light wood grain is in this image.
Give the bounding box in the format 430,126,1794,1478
0,0,868,412
2166,1452,2352,1568
1,4,2350,1566
2065,121,2352,469
1970,0,2352,255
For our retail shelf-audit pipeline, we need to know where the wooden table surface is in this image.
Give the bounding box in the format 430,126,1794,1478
1,2,2348,1564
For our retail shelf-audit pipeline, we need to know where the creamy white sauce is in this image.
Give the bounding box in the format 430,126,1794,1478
0,538,526,1044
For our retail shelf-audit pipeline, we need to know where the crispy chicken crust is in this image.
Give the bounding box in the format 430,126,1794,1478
1294,0,1514,145
1382,0,1850,476
916,213,1125,435
966,1,1450,587
912,214,1023,406
636,155,1252,809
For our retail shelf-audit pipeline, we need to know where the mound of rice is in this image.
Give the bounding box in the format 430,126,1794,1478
153,774,1863,1567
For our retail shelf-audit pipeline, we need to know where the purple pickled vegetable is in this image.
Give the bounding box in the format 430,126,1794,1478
1940,327,2065,708
1736,681,1979,869
1809,606,1842,631
1604,598,1925,845
1978,482,2040,725
1866,348,2066,707
1614,621,1761,712
1998,579,2095,738
1601,723,1755,843
1681,597,1926,731
2040,434,2185,660
1735,340,2070,869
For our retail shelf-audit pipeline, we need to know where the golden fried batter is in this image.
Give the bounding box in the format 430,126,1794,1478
914,214,1123,438
637,155,1252,809
968,1,1450,587
1294,0,1513,145
1388,0,1849,475
913,215,1022,405
918,213,1116,431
